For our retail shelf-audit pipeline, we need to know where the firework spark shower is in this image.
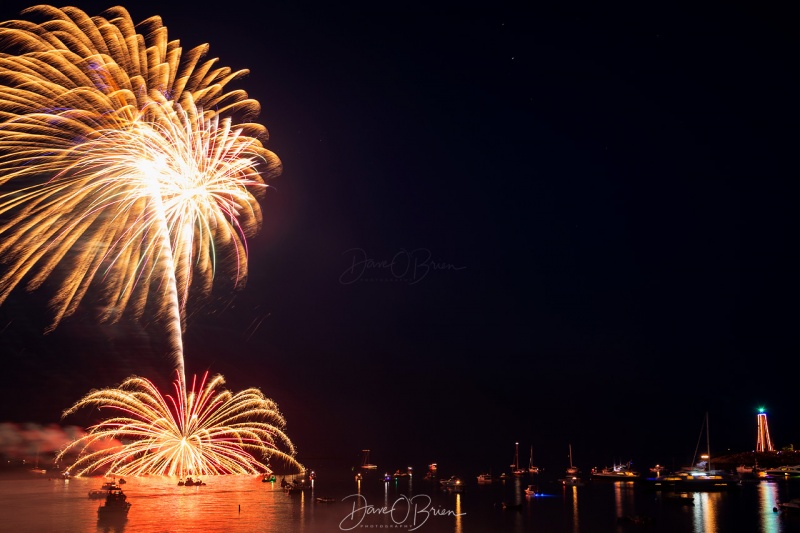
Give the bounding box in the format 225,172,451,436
0,4,281,379
0,5,298,476
56,372,302,476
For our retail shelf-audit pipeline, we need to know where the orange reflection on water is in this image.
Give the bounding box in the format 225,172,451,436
692,492,721,533
455,492,463,533
562,484,579,533
757,482,780,533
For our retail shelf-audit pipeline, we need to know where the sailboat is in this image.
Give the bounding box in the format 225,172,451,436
528,446,539,474
645,412,740,491
511,442,526,476
359,449,377,470
566,444,579,475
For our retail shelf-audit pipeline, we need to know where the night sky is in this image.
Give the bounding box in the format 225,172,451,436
0,1,797,476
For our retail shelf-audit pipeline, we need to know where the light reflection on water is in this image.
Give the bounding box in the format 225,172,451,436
758,482,780,533
2,472,800,532
570,485,579,533
455,492,463,533
692,492,720,533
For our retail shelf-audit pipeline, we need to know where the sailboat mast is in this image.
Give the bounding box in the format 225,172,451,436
706,411,712,471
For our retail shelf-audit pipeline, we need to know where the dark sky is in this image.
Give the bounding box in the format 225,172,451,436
0,1,797,476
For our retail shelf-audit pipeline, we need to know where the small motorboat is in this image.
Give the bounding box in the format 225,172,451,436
315,497,336,503
97,487,131,517
524,484,541,496
439,476,464,492
89,480,121,498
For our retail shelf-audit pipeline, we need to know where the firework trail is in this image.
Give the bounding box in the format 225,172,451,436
57,371,302,476
0,5,282,380
0,6,300,476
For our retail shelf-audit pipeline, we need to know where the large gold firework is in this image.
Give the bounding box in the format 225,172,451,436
57,372,302,476
0,6,299,476
0,5,281,375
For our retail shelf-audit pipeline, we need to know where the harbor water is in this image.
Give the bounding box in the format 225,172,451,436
3,466,800,532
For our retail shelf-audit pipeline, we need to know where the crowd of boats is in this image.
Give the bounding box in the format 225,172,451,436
349,425,800,517
348,448,800,517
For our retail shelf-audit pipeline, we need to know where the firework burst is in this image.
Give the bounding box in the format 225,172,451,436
0,5,281,375
0,6,301,477
57,371,301,476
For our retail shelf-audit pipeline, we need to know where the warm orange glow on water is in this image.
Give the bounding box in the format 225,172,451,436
1,469,797,533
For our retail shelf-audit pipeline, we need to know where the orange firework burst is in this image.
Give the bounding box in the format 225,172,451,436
0,6,281,375
57,372,302,477
0,6,300,477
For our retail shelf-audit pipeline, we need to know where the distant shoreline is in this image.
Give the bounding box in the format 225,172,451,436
709,450,800,468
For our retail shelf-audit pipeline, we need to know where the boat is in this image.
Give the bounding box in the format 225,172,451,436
262,473,277,483
88,479,122,499
778,498,800,514
315,497,336,503
97,486,131,517
359,449,378,471
528,446,540,474
423,463,438,481
524,484,541,496
284,479,312,493
510,442,526,476
566,444,580,475
178,476,206,486
477,473,493,483
649,464,667,478
283,470,315,493
647,469,741,491
561,475,585,487
644,412,741,492
591,461,641,480
763,465,800,477
439,476,464,492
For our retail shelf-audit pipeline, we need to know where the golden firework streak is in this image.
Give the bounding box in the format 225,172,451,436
0,6,299,475
0,5,281,380
57,371,302,476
